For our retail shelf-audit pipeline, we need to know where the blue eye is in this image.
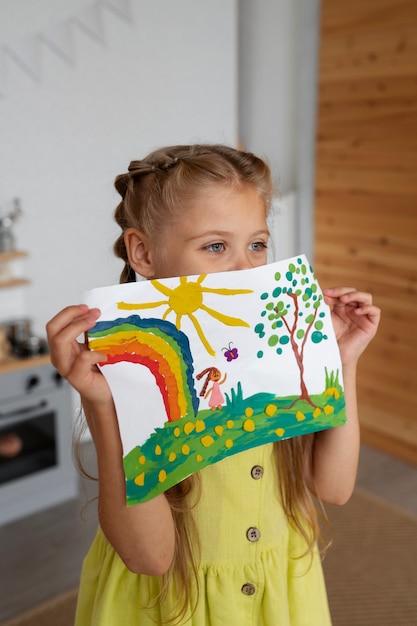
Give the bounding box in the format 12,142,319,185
206,243,225,253
250,242,268,251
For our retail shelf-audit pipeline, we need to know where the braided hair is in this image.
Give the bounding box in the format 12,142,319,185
113,144,273,283
196,367,219,397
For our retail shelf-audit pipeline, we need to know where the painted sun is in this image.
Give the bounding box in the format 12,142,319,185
117,274,253,355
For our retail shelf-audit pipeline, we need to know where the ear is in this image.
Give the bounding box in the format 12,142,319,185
124,228,155,278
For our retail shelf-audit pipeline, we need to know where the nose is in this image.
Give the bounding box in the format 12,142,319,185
229,251,253,271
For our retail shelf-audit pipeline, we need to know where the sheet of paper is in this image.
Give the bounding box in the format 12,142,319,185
83,255,346,504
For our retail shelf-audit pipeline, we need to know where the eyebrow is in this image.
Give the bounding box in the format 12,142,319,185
186,229,270,242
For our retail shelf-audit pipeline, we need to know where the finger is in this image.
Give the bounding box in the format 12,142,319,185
323,287,356,299
65,349,108,388
46,304,88,335
323,287,356,309
47,307,102,376
340,291,373,307
325,288,373,308
73,348,108,371
46,305,101,345
353,304,381,322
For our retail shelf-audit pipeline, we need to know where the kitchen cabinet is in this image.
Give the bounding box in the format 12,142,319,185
0,251,30,288
0,356,78,525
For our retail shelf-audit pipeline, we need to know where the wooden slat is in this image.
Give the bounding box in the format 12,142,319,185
318,75,417,105
321,1,417,33
317,114,417,146
317,147,417,170
316,166,417,195
314,0,417,465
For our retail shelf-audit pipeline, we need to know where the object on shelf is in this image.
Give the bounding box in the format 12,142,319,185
0,326,11,360
0,198,22,253
0,251,30,288
0,262,13,283
2,318,49,358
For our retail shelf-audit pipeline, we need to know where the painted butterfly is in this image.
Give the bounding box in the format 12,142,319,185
222,342,239,361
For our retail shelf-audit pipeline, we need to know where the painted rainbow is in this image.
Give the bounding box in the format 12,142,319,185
88,315,199,422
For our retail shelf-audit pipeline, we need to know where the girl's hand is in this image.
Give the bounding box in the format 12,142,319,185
323,287,381,367
46,304,112,406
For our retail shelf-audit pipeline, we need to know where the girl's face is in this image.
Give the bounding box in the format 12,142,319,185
140,184,269,279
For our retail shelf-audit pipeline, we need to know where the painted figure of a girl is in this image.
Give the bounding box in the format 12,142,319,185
197,367,227,410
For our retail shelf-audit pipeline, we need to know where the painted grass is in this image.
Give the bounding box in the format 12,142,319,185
123,389,346,505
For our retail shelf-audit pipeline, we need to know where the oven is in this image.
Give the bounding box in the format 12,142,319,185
0,359,78,525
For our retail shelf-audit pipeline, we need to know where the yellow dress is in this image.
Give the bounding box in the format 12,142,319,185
75,444,332,625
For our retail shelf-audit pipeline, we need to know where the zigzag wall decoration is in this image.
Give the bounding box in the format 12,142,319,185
0,0,132,98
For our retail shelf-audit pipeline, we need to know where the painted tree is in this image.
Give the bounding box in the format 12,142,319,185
254,257,328,407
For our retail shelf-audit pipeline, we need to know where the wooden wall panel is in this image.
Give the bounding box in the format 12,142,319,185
314,0,417,464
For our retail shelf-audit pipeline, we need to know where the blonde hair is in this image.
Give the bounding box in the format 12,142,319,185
113,144,273,282
93,144,323,623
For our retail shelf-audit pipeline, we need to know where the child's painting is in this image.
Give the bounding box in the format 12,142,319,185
83,255,346,505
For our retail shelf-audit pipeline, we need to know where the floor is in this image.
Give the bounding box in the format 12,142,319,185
356,444,417,517
1,442,417,623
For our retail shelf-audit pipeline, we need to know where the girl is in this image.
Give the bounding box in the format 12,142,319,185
197,367,227,410
46,144,380,625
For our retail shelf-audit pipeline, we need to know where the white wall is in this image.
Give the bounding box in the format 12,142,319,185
239,0,321,260
0,0,321,337
0,0,238,336
239,0,298,194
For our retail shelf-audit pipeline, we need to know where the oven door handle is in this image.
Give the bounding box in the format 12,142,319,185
0,400,48,419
